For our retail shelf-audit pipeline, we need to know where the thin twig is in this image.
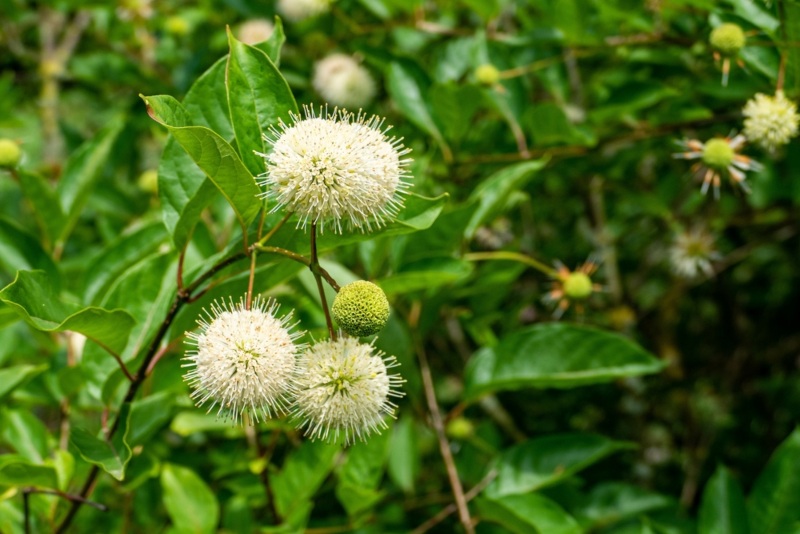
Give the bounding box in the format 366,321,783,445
411,469,497,534
23,489,30,534
310,224,337,340
26,488,108,511
410,301,474,534
464,251,558,277
246,250,258,309
257,211,292,247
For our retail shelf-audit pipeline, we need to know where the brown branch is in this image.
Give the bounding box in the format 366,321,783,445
411,469,497,534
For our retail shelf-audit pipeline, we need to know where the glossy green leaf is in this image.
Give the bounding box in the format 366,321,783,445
253,16,285,64
476,493,581,534
0,270,135,355
226,29,297,175
378,257,473,295
576,482,673,527
161,463,220,534
0,218,59,283
699,465,749,534
486,433,634,498
55,119,124,245
747,428,800,534
0,455,59,488
272,440,340,518
0,364,47,401
15,169,65,249
464,322,665,400
387,415,418,493
0,408,50,463
128,392,175,447
386,61,452,161
465,159,546,238
336,430,390,516
71,403,132,481
158,57,231,249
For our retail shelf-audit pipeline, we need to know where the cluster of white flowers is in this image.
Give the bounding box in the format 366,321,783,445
312,54,377,109
277,0,333,23
669,228,720,279
742,91,800,152
258,106,411,233
236,18,274,45
184,105,411,443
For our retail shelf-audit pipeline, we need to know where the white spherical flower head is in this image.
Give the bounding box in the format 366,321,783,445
292,337,404,444
277,0,332,23
258,106,412,233
313,54,377,109
237,18,274,45
184,296,305,424
743,91,800,152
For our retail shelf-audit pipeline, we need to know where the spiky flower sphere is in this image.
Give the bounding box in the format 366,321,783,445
292,337,404,444
332,281,390,337
277,0,332,23
702,138,735,170
669,228,719,279
258,106,411,233
710,23,745,55
312,54,377,109
563,272,593,299
0,139,21,168
475,64,501,86
742,91,800,152
184,296,304,424
237,18,274,45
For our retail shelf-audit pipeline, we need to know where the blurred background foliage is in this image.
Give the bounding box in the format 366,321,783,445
1,0,799,533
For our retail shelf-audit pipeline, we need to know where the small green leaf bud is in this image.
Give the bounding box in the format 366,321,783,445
0,139,21,168
563,272,593,300
331,281,390,337
701,138,734,170
475,64,500,86
137,169,159,194
446,417,475,440
710,23,745,56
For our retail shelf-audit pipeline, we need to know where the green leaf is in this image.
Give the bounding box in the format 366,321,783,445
464,322,664,400
0,408,50,463
254,16,286,64
158,57,231,249
576,482,673,528
728,0,780,35
378,257,473,295
387,415,418,493
0,218,59,283
747,428,800,534
0,454,59,488
386,61,452,161
272,440,340,518
476,493,581,534
55,119,124,246
161,463,220,534
465,160,546,238
143,94,262,232
70,403,132,481
0,271,135,355
15,169,65,249
128,391,175,447
0,364,47,402
336,430,390,516
699,465,749,534
226,29,297,175
486,433,634,499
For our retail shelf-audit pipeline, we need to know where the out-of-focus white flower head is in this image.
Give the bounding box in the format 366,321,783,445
237,18,275,45
291,337,404,444
742,91,800,152
669,227,720,279
313,54,377,109
258,105,412,234
184,296,304,424
277,0,333,23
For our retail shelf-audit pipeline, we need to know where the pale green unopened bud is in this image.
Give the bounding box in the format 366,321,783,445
475,64,500,86
0,139,21,168
165,16,190,36
331,281,390,337
563,272,593,300
702,138,734,170
137,169,159,194
446,417,475,440
710,23,745,56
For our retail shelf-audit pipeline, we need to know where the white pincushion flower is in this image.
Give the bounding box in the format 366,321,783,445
277,0,332,22
292,337,404,444
258,106,411,233
669,228,720,279
742,91,800,152
184,296,304,424
313,54,377,109
237,18,274,45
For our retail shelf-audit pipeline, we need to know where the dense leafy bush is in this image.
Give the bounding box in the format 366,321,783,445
1,1,799,533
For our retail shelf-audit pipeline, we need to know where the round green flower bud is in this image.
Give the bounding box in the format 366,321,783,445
165,16,190,36
137,169,159,194
0,139,21,168
331,281,390,337
475,64,500,86
446,417,475,440
702,138,734,170
710,23,745,56
563,272,593,300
